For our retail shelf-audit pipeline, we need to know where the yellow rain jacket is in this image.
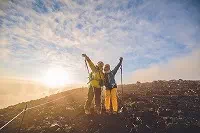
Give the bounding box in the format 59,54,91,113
85,57,104,88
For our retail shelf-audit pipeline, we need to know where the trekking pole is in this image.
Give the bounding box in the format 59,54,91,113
120,64,123,102
119,63,125,113
85,59,90,75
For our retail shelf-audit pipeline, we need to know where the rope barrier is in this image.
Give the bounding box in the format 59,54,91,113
26,95,67,111
0,110,25,131
0,91,74,131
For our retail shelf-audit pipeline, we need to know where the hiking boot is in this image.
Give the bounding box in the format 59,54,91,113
112,111,118,115
106,110,111,115
94,107,101,114
85,109,91,115
96,110,101,115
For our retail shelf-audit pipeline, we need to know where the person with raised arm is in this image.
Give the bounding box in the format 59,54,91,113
82,54,104,115
104,57,123,114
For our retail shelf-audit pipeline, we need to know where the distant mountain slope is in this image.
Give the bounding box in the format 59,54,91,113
0,80,200,133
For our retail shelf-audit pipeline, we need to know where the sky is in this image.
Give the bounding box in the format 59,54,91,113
0,0,200,85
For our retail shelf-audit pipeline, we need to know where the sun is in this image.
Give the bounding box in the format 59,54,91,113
42,66,69,88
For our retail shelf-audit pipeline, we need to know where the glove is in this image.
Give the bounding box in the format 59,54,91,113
119,57,123,62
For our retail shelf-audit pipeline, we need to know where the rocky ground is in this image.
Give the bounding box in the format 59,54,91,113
0,80,200,133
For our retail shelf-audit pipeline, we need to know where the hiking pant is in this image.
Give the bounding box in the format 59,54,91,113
105,88,118,112
84,86,101,111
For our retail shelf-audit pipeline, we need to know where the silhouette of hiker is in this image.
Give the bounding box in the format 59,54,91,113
82,54,104,115
104,57,123,114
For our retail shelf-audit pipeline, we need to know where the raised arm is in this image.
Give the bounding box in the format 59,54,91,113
82,54,97,72
112,57,123,75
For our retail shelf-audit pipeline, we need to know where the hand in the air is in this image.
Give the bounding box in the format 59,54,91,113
82,54,87,58
120,57,123,62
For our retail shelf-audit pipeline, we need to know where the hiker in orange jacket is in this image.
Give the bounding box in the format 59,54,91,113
104,57,123,114
82,54,104,114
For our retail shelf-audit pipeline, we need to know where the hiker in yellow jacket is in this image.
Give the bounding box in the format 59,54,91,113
104,57,123,114
82,54,104,114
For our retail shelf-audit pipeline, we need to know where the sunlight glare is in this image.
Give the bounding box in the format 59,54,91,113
42,66,69,88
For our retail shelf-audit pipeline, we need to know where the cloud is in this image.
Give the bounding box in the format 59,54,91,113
0,47,10,60
0,0,199,83
0,39,8,46
132,49,200,82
